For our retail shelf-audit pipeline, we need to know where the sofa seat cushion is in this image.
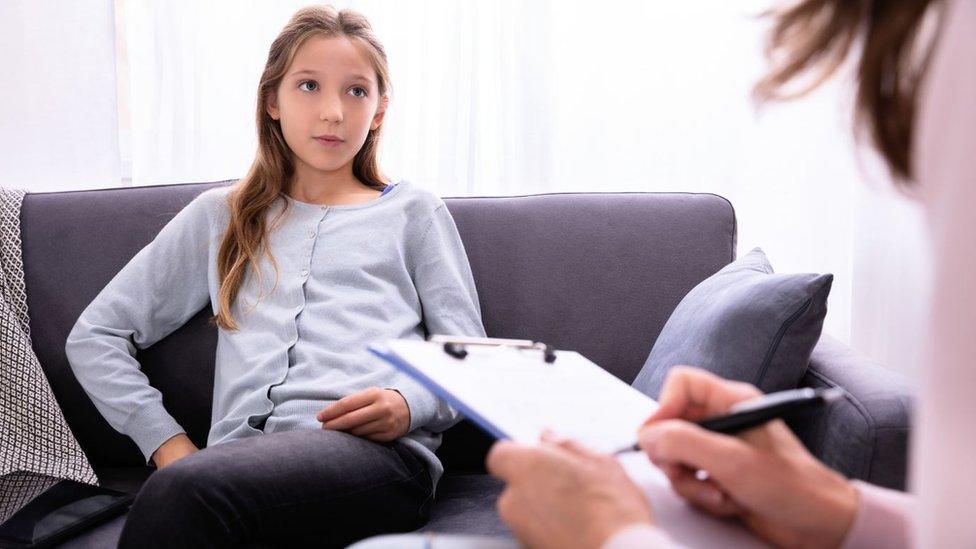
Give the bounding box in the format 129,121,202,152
420,474,508,536
55,467,508,547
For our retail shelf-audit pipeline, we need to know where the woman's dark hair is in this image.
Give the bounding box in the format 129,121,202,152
754,0,944,183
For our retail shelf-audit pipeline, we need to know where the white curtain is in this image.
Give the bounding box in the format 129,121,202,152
1,0,928,377
851,181,931,381
0,1,120,192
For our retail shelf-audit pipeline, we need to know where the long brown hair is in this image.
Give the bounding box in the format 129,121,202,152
213,5,392,331
754,0,944,182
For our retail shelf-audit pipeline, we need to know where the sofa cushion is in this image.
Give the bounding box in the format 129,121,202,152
420,474,508,536
56,468,508,547
22,182,228,467
632,248,832,398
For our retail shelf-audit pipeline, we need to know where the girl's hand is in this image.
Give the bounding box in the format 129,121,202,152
317,387,411,442
487,434,655,549
638,366,858,548
151,433,199,469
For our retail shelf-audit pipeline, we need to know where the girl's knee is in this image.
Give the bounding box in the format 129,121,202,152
123,458,242,547
139,456,218,504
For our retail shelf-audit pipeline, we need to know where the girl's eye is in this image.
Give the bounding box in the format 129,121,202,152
298,80,317,92
348,86,368,98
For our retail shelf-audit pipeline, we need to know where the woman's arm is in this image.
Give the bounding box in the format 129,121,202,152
842,482,914,549
65,189,217,465
403,202,487,432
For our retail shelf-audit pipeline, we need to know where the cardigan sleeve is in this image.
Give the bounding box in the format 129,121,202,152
65,190,216,464
399,202,487,433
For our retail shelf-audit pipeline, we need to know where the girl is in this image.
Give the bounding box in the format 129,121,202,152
65,5,485,547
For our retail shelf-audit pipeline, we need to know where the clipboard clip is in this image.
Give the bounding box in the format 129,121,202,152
429,335,558,364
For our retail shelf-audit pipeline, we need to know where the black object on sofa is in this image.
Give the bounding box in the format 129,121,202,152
20,181,912,546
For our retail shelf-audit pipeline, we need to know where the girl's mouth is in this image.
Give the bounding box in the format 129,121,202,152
313,136,344,147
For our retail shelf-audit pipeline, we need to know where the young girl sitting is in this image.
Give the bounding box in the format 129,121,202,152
65,5,485,547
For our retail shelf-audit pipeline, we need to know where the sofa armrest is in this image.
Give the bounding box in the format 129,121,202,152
790,335,914,490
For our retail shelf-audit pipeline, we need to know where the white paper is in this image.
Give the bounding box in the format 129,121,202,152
377,339,658,453
618,452,768,548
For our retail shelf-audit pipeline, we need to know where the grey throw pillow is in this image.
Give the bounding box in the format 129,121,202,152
632,248,832,398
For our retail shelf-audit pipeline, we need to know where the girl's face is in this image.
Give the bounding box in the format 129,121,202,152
266,35,387,179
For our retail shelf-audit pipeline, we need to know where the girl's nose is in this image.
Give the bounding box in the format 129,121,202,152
319,94,343,123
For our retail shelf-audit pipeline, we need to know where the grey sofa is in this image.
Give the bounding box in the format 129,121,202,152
20,180,912,547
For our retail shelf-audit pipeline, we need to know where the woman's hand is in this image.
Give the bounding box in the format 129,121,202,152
639,366,858,548
151,433,199,469
317,387,411,442
486,434,655,549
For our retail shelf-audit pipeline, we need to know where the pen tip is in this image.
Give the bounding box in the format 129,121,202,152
821,387,846,402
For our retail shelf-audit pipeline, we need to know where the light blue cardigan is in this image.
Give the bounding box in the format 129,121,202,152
65,181,486,487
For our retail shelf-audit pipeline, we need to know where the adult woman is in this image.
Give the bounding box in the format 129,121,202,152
487,0,975,547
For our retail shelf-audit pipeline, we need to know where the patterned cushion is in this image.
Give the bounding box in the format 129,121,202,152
0,188,96,523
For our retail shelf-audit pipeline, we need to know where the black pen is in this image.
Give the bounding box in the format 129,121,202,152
613,387,845,455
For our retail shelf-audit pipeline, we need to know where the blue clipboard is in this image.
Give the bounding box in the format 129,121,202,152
368,344,510,441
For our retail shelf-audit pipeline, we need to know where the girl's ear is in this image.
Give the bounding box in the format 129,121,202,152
266,90,280,120
370,95,389,131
